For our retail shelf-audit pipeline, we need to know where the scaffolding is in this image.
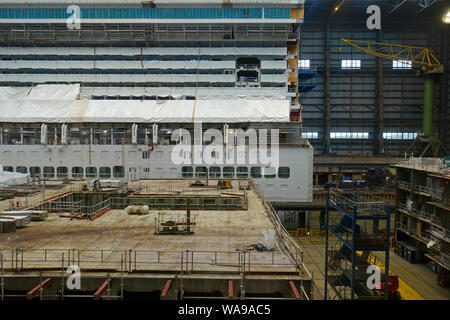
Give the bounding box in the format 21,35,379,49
325,190,391,300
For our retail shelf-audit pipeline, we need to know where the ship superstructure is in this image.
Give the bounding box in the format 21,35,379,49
0,0,312,203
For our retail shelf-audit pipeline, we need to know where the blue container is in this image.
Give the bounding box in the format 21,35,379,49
408,250,416,263
339,180,353,190
395,243,404,257
404,247,410,261
324,183,337,190
353,180,367,188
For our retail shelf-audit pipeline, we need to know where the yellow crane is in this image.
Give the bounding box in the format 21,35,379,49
340,38,446,157
340,38,442,71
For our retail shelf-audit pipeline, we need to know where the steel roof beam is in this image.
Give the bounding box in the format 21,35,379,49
417,0,438,14
386,0,408,17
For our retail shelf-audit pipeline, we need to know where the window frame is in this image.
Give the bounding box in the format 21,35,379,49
278,167,290,179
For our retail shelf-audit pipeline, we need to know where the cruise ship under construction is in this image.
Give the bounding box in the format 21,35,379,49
0,0,314,300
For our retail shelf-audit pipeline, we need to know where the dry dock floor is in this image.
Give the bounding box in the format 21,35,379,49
295,236,450,300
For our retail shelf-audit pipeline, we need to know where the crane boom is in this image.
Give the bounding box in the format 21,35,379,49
340,38,441,70
340,38,447,157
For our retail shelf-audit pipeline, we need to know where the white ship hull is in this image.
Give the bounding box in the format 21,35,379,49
0,143,313,202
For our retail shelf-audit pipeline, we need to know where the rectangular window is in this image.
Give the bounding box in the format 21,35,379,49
113,166,124,178
298,59,310,69
250,167,261,178
383,132,417,140
86,167,97,178
278,167,290,179
264,167,276,179
57,167,68,178
43,167,55,178
303,132,318,139
209,166,221,178
99,167,111,178
341,60,361,70
393,60,412,70
237,167,249,178
330,132,369,139
195,166,207,178
16,166,27,174
72,167,83,178
223,166,235,178
30,166,41,178
182,166,193,178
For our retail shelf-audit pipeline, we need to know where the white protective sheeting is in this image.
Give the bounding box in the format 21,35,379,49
0,74,237,83
0,84,80,100
81,86,289,100
0,166,30,187
0,99,290,123
0,60,237,70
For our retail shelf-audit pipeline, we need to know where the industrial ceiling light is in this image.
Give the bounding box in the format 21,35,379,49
443,10,450,24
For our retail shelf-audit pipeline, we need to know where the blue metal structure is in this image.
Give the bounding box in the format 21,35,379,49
298,70,318,103
324,190,391,300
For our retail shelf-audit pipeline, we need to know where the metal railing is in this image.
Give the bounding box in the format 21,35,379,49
329,190,389,217
248,179,312,284
395,223,442,250
397,180,410,189
0,248,305,275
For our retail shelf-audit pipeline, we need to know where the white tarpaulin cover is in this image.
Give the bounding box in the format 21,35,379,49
0,98,289,123
0,84,81,101
0,166,29,187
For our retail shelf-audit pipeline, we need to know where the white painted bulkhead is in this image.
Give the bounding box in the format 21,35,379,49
0,143,313,202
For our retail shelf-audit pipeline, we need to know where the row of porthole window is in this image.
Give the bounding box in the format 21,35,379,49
2,166,124,178
181,166,290,179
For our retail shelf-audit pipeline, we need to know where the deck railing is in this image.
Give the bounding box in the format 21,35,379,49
248,179,312,281
0,248,306,275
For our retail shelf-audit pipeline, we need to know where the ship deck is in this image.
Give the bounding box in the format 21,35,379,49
0,179,307,277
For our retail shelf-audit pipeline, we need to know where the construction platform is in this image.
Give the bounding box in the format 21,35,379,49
0,179,312,300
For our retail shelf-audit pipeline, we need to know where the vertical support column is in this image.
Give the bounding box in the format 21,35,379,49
186,197,191,233
324,24,331,154
1,253,4,300
439,26,449,150
111,127,114,145
423,78,434,136
376,30,384,155
88,127,92,165
385,206,391,300
324,192,330,300
351,192,357,300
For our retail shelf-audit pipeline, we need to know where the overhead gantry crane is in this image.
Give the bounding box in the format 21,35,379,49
340,38,446,157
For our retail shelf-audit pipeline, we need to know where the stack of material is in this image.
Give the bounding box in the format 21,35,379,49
0,215,30,228
31,210,48,221
0,210,48,221
1,210,32,217
124,205,150,215
90,179,127,188
0,218,16,233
